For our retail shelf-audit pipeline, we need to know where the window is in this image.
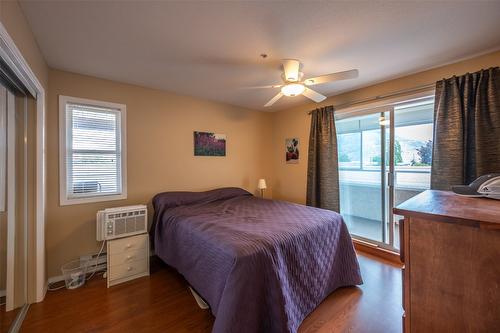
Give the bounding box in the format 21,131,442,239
392,101,434,189
338,132,361,169
59,96,126,205
336,99,434,189
362,129,381,169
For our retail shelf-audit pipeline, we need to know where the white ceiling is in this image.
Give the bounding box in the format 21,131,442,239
20,1,500,111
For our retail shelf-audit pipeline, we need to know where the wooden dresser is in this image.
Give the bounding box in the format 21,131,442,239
394,190,500,333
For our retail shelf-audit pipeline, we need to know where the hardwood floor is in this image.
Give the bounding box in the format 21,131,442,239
0,304,19,333
300,253,402,333
17,253,401,333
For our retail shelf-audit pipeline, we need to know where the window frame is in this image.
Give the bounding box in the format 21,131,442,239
59,95,127,206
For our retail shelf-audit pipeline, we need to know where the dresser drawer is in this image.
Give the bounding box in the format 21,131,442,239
108,234,148,255
109,258,148,281
109,247,147,267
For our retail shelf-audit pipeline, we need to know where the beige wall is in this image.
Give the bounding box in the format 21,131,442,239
270,50,500,204
46,69,274,277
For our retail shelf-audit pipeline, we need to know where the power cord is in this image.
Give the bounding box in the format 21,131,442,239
86,240,107,281
47,282,65,291
47,240,107,291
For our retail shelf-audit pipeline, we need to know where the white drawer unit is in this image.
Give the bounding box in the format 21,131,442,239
106,233,149,287
109,247,148,266
109,259,149,281
108,233,148,255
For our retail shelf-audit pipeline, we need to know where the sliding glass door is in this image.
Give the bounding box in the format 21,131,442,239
336,98,434,251
391,100,434,249
337,112,387,243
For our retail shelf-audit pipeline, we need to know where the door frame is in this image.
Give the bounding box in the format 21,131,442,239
346,101,435,252
0,22,46,303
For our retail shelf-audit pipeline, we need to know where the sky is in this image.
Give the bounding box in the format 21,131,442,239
395,123,433,142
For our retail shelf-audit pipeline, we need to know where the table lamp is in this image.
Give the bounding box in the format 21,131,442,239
257,179,267,198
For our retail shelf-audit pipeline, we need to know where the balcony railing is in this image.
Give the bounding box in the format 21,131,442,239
339,167,431,190
339,167,430,249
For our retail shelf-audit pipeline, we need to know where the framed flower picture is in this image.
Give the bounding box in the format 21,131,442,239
194,131,226,156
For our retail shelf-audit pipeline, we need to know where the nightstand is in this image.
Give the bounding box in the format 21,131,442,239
106,233,150,287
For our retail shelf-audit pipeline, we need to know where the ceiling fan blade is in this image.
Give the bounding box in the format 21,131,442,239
303,87,327,103
241,84,283,89
304,69,359,86
282,59,301,82
264,92,284,107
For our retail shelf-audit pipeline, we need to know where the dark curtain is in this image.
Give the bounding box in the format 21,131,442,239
306,105,340,211
431,67,500,190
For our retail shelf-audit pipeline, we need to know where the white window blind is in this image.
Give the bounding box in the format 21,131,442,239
60,96,126,205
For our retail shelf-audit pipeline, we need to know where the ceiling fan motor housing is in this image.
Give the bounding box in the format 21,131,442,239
282,59,303,82
281,72,304,83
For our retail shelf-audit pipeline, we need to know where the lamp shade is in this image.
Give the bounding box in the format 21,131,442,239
281,83,305,97
257,179,267,190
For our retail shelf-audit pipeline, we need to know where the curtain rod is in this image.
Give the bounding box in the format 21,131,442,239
307,82,435,114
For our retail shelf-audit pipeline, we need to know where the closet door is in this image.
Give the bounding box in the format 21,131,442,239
0,82,9,321
3,85,31,317
0,58,36,331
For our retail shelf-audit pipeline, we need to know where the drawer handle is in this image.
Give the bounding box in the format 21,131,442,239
399,219,405,263
125,244,132,249
126,255,134,261
127,266,133,271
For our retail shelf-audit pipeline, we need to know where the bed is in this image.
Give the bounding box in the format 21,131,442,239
151,187,362,333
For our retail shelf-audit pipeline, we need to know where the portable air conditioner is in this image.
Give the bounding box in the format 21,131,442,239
96,205,148,241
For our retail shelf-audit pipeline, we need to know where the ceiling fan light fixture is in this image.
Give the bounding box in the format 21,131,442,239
379,116,390,126
259,59,358,107
281,83,305,97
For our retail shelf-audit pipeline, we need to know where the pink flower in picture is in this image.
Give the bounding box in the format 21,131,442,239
194,131,226,156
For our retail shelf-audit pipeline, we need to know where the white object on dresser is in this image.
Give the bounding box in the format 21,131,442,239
106,233,150,287
96,205,147,241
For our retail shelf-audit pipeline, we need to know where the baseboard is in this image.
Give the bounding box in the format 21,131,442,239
40,283,47,303
48,251,108,285
47,252,155,285
353,239,402,266
48,263,108,284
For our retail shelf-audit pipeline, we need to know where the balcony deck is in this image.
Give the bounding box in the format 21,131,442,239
343,214,401,249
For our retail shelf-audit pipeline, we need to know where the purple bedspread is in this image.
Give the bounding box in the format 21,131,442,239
152,188,362,333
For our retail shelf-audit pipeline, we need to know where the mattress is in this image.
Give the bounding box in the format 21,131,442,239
152,187,362,333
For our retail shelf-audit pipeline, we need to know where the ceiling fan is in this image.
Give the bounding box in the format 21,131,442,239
249,59,359,107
